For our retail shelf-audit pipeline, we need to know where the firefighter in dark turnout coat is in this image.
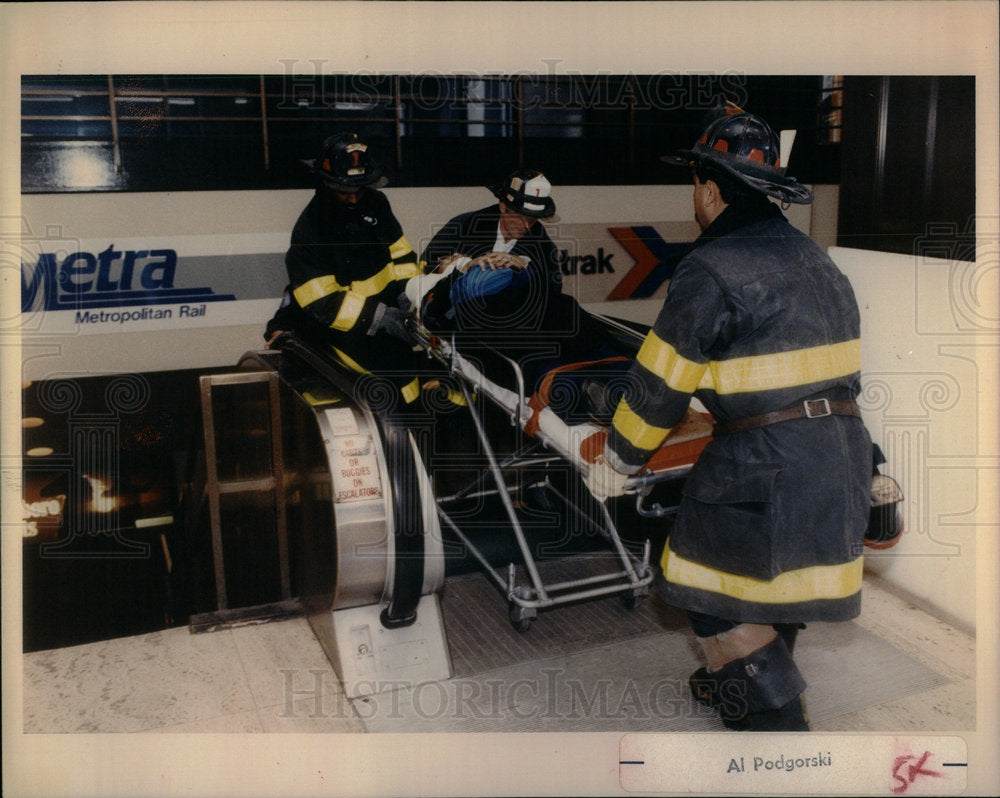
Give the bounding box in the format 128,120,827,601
587,111,871,731
420,169,563,331
266,133,423,406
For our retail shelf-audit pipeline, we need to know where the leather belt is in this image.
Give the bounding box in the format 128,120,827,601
713,398,861,436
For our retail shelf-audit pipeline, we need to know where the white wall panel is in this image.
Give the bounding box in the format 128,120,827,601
831,245,997,631
18,186,824,378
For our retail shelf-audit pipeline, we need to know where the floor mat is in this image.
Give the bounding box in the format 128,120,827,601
440,554,689,679
354,559,954,733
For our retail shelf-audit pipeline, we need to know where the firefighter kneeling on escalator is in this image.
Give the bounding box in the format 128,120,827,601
587,108,873,731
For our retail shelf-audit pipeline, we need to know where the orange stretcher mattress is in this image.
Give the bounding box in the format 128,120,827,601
578,409,714,471
523,357,714,476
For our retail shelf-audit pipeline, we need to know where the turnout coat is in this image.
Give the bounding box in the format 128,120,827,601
604,198,871,623
270,186,422,402
420,204,605,377
420,203,563,334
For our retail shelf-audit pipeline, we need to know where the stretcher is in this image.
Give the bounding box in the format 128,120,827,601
231,320,896,695
403,313,713,631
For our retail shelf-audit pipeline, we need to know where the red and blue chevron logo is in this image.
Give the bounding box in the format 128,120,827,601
606,226,691,300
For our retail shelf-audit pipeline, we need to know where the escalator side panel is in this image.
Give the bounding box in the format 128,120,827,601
314,405,391,612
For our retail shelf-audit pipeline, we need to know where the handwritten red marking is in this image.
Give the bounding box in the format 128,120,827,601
892,751,944,793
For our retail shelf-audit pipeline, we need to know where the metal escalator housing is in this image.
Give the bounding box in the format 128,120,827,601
235,343,450,697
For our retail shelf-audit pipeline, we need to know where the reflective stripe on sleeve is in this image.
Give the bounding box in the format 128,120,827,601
350,261,417,297
393,261,420,279
294,274,344,308
299,261,421,331
636,332,708,394
662,546,864,604
707,339,861,395
389,235,415,261
612,396,672,452
400,378,421,405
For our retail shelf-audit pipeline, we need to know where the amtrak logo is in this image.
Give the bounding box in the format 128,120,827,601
606,227,692,299
21,244,236,312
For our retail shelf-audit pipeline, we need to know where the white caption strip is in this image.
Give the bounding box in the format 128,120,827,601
619,734,967,794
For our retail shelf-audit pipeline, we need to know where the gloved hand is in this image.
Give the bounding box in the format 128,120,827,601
367,302,412,342
585,455,630,500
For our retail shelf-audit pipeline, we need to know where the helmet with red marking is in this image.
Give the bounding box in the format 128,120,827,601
664,111,813,204
308,132,387,191
488,169,557,218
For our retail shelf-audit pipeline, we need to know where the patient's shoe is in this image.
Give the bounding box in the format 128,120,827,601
584,379,615,424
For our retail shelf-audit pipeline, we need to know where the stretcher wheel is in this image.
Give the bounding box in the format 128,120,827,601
622,591,644,611
510,615,533,633
508,594,536,633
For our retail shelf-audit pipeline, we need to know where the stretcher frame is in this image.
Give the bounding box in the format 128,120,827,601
407,317,707,631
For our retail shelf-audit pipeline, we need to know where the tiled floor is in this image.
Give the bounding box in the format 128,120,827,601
21,571,974,735
23,615,364,734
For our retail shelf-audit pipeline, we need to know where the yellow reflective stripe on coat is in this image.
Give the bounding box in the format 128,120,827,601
612,397,672,451
304,261,420,332
394,261,420,279
331,291,366,331
705,339,861,395
350,261,419,298
401,378,421,405
332,350,419,404
636,332,708,394
389,235,414,261
331,346,369,374
662,546,864,603
294,274,345,309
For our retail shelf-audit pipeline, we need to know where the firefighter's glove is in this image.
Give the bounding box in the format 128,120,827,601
367,302,412,342
586,455,629,500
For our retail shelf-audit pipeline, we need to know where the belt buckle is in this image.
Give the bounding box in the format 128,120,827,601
803,398,831,419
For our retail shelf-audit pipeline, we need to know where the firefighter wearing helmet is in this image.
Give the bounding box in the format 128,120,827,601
266,133,425,407
587,108,872,731
412,168,611,388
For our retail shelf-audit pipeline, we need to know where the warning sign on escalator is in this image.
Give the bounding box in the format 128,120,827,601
322,408,382,503
330,432,382,504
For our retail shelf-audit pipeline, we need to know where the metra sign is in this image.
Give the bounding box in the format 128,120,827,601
21,245,235,312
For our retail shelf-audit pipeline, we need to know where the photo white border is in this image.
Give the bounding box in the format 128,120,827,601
2,2,997,796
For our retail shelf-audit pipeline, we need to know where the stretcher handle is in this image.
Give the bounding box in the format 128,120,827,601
625,468,693,491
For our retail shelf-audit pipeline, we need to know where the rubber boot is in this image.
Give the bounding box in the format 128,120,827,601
737,694,809,731
690,636,809,731
773,622,806,655
690,667,722,709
